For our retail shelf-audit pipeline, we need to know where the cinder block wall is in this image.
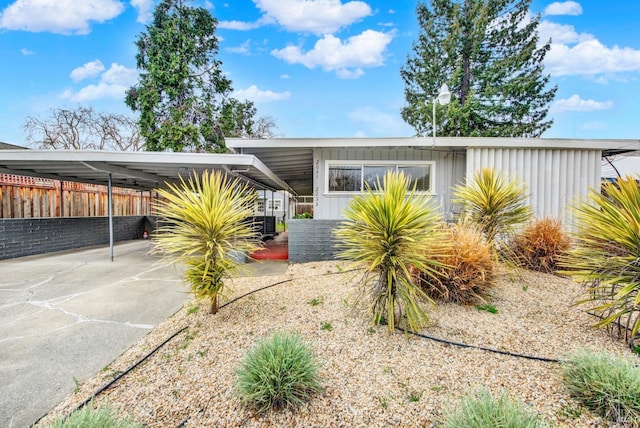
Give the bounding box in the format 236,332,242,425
0,216,154,260
288,219,341,263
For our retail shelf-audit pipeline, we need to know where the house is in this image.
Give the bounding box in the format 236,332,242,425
227,137,640,262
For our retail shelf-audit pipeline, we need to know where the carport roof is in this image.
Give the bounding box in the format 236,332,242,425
0,150,295,193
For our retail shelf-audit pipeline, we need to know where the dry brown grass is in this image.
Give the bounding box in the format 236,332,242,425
512,217,571,274
417,222,495,304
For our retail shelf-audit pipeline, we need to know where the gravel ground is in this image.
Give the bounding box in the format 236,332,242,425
38,261,636,427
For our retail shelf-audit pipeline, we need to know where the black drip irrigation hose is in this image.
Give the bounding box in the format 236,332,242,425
40,266,569,427
396,327,563,363
32,326,189,427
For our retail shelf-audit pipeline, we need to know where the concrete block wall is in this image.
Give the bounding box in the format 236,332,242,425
288,219,341,263
0,216,152,260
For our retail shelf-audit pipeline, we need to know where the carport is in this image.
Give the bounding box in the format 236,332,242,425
0,150,296,260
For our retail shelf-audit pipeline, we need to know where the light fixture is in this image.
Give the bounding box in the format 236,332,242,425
432,83,451,147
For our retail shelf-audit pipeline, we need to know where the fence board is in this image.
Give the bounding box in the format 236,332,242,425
0,174,152,218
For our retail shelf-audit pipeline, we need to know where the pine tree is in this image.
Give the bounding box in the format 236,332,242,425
125,0,231,152
401,0,557,138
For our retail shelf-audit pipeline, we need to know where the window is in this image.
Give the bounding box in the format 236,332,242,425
326,161,434,194
268,199,282,211
255,199,265,213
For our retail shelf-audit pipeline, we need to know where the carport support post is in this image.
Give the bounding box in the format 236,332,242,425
108,173,114,262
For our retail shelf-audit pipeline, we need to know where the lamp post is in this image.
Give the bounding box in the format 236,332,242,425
432,83,451,147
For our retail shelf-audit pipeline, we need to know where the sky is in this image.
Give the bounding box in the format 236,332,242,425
0,0,639,174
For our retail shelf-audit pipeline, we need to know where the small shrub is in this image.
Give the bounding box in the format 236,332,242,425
418,221,494,304
320,321,333,331
49,401,141,428
476,303,498,314
561,350,640,425
235,333,322,414
512,217,571,274
444,388,546,428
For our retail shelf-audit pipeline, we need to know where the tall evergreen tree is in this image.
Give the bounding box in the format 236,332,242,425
125,0,231,152
401,0,557,138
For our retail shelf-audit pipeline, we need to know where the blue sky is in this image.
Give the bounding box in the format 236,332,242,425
0,0,639,174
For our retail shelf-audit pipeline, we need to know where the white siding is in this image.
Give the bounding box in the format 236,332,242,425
466,148,601,227
314,147,466,219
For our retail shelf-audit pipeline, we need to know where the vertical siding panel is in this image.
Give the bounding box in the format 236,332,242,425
551,149,561,218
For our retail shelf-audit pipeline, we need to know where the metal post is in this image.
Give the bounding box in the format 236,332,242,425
432,98,437,148
108,173,114,262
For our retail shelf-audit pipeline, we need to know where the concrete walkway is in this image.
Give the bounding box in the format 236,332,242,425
0,240,288,427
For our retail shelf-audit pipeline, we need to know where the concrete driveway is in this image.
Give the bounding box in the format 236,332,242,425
0,240,190,427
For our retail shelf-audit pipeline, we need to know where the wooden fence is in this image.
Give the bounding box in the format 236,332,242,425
0,174,153,219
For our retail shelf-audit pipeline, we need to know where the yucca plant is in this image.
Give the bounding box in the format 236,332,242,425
418,220,494,304
333,171,444,333
453,168,532,250
561,176,640,345
512,217,571,274
153,170,261,314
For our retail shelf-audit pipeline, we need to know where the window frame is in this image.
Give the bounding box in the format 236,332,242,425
325,160,436,195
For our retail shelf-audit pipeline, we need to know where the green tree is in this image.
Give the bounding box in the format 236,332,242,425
126,0,231,153
219,98,277,139
401,0,557,137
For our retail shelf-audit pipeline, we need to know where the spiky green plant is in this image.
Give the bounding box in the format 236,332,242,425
444,388,546,428
333,171,444,333
561,349,640,425
236,333,322,414
561,176,640,344
50,401,141,428
453,168,532,247
153,170,261,314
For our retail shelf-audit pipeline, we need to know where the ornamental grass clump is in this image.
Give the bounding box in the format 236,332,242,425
560,176,640,345
444,388,546,428
50,401,141,428
453,168,532,258
235,333,322,414
153,170,261,314
561,350,640,425
418,221,494,304
512,217,571,274
333,171,444,333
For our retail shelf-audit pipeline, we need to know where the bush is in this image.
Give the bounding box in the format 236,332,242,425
560,176,640,344
444,388,546,428
512,217,571,274
452,168,532,247
333,171,443,332
236,333,322,414
153,170,261,314
561,350,640,425
418,221,494,304
49,401,141,428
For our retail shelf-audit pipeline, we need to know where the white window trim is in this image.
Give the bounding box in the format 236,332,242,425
324,160,436,195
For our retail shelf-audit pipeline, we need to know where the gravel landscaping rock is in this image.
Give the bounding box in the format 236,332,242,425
38,261,636,427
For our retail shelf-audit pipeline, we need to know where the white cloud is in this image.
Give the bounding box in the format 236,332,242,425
544,1,583,16
348,106,411,135
64,62,138,102
280,74,291,79
271,30,393,77
21,48,34,55
546,38,640,76
550,95,613,113
70,60,105,82
226,39,252,54
130,0,153,24
234,85,291,102
221,0,371,34
336,68,364,79
64,82,128,102
0,0,124,34
101,63,138,86
538,21,593,44
578,120,607,130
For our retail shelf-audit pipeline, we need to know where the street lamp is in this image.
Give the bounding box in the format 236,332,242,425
432,83,451,147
